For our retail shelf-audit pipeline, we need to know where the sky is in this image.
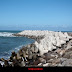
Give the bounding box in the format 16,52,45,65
0,0,72,31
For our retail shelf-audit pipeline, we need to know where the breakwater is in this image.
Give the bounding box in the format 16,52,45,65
0,30,72,67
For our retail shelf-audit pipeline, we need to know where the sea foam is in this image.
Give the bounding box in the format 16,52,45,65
0,32,16,37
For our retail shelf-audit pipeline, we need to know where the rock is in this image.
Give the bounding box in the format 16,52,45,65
46,59,60,66
9,57,13,61
57,64,63,66
51,54,58,59
40,55,46,59
63,51,72,59
65,47,72,52
4,60,9,67
0,63,2,67
46,59,54,63
52,59,61,64
0,61,4,67
11,51,16,57
17,30,72,55
55,49,61,53
12,59,19,67
44,53,54,60
61,44,67,49
55,49,66,56
61,59,72,66
26,50,28,55
22,50,28,58
43,63,49,67
66,42,72,49
70,54,72,59
18,61,25,67
16,52,21,60
28,54,33,59
28,50,32,54
34,47,39,53
12,56,17,60
38,63,43,66
33,59,40,65
28,50,33,59
52,63,58,66
8,62,12,65
26,45,30,48
39,58,46,64
59,50,66,56
0,58,5,61
30,46,34,52
22,46,28,51
0,59,1,61
60,58,67,63
32,54,37,60
7,59,11,62
18,50,23,56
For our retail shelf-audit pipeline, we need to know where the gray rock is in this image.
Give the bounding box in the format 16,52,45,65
4,60,9,67
63,51,72,59
26,45,30,48
22,50,27,58
26,50,28,55
17,52,21,60
38,63,43,66
46,59,53,63
20,61,25,67
52,59,61,64
28,50,32,55
0,58,5,61
44,53,55,60
39,58,46,64
55,49,66,56
32,54,37,60
30,47,34,52
33,59,40,65
57,64,63,66
60,58,67,62
61,44,67,49
28,54,33,59
61,59,72,66
43,63,49,67
34,47,39,53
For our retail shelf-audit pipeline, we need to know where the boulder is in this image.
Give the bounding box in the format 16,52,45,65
43,63,49,67
63,51,72,59
11,51,16,57
38,63,43,66
61,59,72,66
39,58,46,64
18,61,25,67
17,52,21,60
4,60,9,67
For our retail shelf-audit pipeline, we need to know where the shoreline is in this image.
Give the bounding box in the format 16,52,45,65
0,30,72,67
13,33,44,43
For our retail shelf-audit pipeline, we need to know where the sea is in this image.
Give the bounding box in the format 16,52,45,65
0,30,35,59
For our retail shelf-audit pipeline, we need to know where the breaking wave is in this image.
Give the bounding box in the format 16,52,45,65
0,32,16,37
0,45,24,59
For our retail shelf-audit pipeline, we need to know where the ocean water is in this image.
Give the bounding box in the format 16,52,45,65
0,30,35,59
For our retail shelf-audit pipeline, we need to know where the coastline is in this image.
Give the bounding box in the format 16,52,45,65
0,30,72,67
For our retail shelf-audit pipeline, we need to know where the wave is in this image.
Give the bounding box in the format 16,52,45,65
0,45,24,59
0,43,32,59
0,32,16,37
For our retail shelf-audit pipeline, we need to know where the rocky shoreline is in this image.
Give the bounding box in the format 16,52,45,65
13,33,44,43
0,30,72,67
